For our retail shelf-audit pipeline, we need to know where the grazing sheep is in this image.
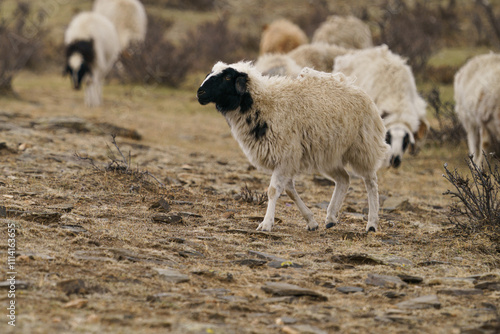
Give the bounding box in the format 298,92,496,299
334,45,429,168
288,43,349,72
454,53,500,166
312,15,373,49
259,19,308,55
64,11,121,107
93,0,147,51
197,61,388,232
254,53,302,77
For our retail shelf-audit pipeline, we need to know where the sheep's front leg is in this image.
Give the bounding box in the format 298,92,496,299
284,179,318,231
363,172,380,232
257,172,285,232
324,168,350,229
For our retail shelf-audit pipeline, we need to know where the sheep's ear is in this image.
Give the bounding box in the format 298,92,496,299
235,75,248,95
414,119,428,141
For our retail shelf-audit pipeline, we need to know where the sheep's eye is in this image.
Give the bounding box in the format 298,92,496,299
225,75,231,81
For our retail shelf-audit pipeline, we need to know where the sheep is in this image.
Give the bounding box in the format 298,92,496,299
259,19,308,55
197,61,388,232
93,0,147,51
454,53,500,166
254,53,302,77
288,43,349,73
333,45,429,168
64,11,121,107
312,15,373,49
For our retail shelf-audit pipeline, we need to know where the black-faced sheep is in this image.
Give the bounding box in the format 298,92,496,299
64,12,121,107
197,61,388,232
93,0,147,51
333,45,428,168
259,19,308,55
312,15,373,49
454,53,500,166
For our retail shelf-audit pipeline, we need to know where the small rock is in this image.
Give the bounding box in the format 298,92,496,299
151,214,183,224
397,274,424,284
149,198,170,212
437,289,483,296
0,281,30,289
59,224,87,234
475,281,500,291
331,253,383,265
396,295,441,310
336,286,364,294
365,273,408,289
63,298,88,309
154,268,189,283
261,282,327,301
233,259,267,267
383,291,406,299
276,316,297,325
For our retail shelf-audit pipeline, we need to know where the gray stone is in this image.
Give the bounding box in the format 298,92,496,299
437,289,483,296
398,274,424,284
336,286,364,294
396,295,441,310
261,282,327,301
288,324,328,334
366,273,408,289
155,268,189,283
475,281,500,291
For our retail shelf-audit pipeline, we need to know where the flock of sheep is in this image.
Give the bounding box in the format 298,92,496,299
63,5,500,232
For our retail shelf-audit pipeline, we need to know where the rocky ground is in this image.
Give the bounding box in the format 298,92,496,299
0,72,499,333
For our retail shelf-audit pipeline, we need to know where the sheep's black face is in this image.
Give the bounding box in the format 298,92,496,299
65,40,95,90
197,68,253,114
385,127,413,168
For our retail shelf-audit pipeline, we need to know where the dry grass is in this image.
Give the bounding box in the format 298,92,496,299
1,70,499,334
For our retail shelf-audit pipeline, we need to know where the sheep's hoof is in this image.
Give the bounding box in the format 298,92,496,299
367,226,376,233
325,222,336,229
307,225,318,231
257,222,273,232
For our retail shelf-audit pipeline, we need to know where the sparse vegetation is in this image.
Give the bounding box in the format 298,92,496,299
443,154,500,243
426,86,465,145
0,2,45,95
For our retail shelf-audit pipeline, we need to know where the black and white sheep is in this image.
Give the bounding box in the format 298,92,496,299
333,45,428,168
197,61,388,232
93,0,147,51
454,53,500,166
64,12,121,107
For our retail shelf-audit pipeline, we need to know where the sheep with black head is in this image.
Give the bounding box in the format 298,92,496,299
197,61,388,232
64,12,120,107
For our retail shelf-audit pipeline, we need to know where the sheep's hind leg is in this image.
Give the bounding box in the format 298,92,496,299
324,168,350,229
257,172,285,232
362,172,380,232
284,179,318,231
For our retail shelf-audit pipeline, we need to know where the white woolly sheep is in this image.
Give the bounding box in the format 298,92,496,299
454,53,500,166
64,11,121,107
259,19,308,55
254,53,302,77
197,61,388,232
288,43,349,73
333,45,429,168
312,15,373,49
93,0,147,51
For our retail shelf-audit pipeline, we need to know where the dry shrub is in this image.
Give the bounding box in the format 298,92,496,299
443,154,500,244
118,14,251,86
378,0,445,75
0,2,45,95
425,87,465,145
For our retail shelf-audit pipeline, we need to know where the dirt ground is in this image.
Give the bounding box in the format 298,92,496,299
0,72,499,334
